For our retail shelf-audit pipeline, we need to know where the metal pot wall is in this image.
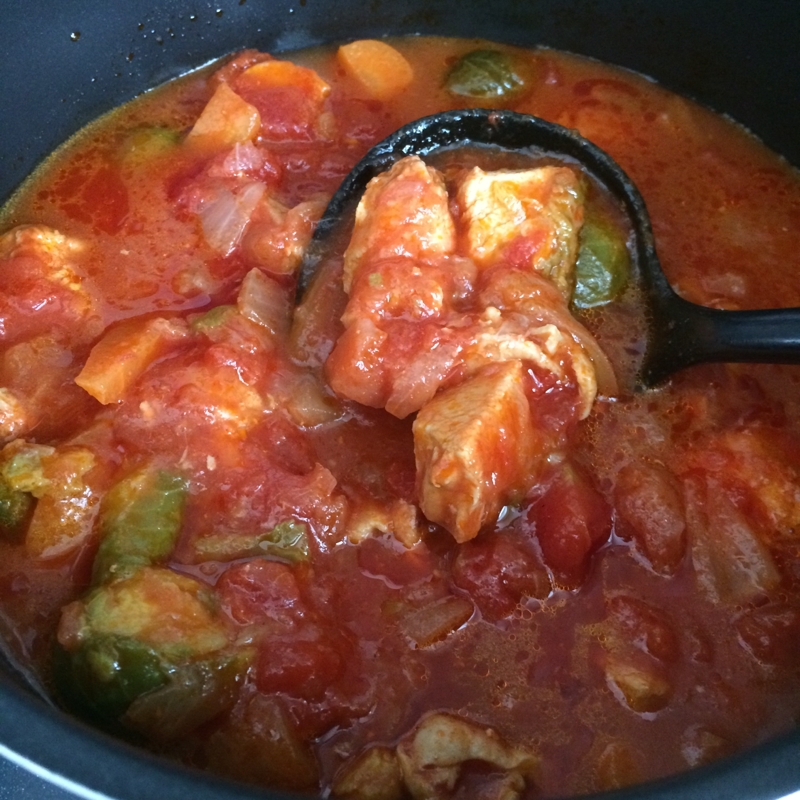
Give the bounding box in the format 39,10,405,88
0,1,798,798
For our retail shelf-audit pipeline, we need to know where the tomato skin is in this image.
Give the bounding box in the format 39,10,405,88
532,464,612,586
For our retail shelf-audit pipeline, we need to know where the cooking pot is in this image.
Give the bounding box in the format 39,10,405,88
0,1,798,798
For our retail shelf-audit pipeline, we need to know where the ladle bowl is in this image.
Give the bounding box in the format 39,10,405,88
297,108,800,388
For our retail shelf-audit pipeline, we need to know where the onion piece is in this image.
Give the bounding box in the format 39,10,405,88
479,266,618,396
199,181,266,256
208,142,267,178
520,301,618,396
684,476,780,604
398,595,473,648
237,268,290,338
279,370,344,428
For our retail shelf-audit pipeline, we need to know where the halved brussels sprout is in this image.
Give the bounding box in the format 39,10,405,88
92,468,187,585
573,217,630,308
445,50,531,100
55,567,236,729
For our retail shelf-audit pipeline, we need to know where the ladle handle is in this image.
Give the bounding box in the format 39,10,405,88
639,293,800,387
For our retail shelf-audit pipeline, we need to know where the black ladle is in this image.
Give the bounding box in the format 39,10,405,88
297,109,800,389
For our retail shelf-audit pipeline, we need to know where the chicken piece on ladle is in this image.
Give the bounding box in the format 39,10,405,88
325,154,614,542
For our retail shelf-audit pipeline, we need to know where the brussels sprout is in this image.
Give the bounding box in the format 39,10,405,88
92,468,186,585
445,50,530,100
573,217,630,308
122,652,249,742
0,441,54,496
55,567,233,725
0,475,33,541
193,520,309,563
54,632,170,721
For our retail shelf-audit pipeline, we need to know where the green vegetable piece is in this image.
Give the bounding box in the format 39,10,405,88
0,443,54,497
122,651,250,742
573,218,630,308
92,469,187,585
54,568,232,724
119,126,180,170
189,304,238,335
445,49,529,99
194,520,309,563
54,634,169,722
82,568,229,661
0,476,33,541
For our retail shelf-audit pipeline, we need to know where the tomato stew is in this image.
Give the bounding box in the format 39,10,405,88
0,36,799,799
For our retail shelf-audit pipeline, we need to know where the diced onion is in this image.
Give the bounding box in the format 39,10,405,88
283,370,343,428
217,142,265,177
237,268,290,338
399,595,474,648
685,476,780,603
199,181,265,256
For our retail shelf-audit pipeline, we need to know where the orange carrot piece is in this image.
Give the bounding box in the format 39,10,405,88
75,318,187,405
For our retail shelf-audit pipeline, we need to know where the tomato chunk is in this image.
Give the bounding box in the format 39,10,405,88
217,559,306,627
255,635,345,700
452,532,550,620
532,464,611,586
614,462,686,575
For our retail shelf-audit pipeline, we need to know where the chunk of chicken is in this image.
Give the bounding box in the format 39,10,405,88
414,361,536,542
343,156,456,291
456,166,584,298
346,498,424,548
342,257,476,328
333,746,405,800
395,713,538,800
464,309,597,419
0,225,97,343
0,224,84,280
327,156,614,543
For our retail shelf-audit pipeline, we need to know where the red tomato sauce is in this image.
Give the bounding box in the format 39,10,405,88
0,36,799,799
